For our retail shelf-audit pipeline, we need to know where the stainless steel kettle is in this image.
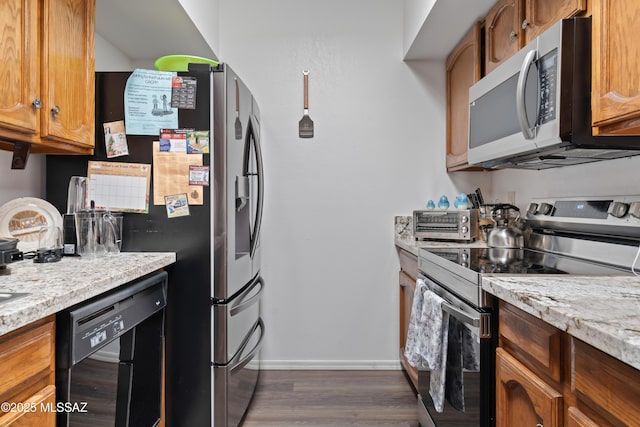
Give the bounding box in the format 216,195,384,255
487,204,524,248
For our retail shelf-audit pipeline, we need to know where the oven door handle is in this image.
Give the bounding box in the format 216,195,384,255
442,301,480,327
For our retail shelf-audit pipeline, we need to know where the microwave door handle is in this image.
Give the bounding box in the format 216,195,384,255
516,49,537,140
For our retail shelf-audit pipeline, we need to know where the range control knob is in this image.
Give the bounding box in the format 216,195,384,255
527,203,538,216
460,252,469,261
538,202,553,215
461,226,469,233
461,215,468,223
609,202,629,218
630,202,640,219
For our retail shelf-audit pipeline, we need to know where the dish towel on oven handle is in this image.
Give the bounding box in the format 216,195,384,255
403,278,450,412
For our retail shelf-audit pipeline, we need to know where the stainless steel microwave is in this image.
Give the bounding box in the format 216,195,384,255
467,17,640,170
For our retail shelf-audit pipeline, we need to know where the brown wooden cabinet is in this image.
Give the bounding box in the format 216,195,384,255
0,316,56,426
498,300,640,427
496,347,563,427
397,247,418,390
485,0,521,75
591,0,640,135
0,0,95,155
446,23,482,171
521,0,587,44
484,0,586,73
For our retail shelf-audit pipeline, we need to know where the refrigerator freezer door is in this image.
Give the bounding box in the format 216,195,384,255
213,274,263,364
213,318,263,427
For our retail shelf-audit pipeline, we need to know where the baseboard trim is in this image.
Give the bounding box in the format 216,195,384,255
259,360,403,370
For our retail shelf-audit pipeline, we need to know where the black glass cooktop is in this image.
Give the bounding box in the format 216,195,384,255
426,247,631,276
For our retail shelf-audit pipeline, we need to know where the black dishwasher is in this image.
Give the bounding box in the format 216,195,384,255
56,271,167,427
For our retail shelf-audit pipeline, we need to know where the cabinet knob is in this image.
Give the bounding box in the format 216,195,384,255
51,105,61,116
522,19,530,30
32,98,42,109
536,424,543,427
509,31,518,41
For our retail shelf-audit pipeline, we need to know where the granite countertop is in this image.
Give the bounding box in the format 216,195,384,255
0,252,176,337
482,275,640,371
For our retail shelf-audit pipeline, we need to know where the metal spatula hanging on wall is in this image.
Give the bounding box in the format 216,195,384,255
298,70,314,138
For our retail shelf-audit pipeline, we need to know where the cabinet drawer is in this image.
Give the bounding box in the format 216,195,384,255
0,318,55,403
0,384,56,426
397,248,418,280
571,337,640,426
499,302,562,382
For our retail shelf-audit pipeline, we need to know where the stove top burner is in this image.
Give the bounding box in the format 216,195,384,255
428,247,630,276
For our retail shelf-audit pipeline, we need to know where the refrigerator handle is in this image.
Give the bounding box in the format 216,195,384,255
229,318,264,375
230,275,264,316
243,116,264,258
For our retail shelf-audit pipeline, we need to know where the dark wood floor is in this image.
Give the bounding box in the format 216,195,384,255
71,361,419,426
242,370,420,427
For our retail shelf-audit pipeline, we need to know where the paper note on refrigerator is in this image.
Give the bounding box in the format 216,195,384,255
86,161,151,213
152,140,204,206
124,69,178,135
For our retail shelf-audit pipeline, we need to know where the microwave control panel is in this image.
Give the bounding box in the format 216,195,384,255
538,49,558,125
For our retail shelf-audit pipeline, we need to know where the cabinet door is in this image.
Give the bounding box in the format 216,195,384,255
591,0,640,135
0,0,39,137
522,0,587,43
485,0,522,75
567,406,601,427
41,0,95,148
446,23,481,171
496,348,562,427
399,271,417,389
0,385,56,426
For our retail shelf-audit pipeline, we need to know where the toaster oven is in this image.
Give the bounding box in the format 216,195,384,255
413,209,479,241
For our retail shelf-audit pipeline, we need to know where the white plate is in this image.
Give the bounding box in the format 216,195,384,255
0,197,63,252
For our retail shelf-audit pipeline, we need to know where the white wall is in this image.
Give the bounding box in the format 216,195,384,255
214,0,488,368
0,152,44,206
491,155,640,209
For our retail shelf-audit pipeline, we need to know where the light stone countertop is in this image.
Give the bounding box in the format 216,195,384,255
0,252,176,337
482,275,640,371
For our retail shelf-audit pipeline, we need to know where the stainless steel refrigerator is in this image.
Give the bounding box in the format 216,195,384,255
45,63,265,426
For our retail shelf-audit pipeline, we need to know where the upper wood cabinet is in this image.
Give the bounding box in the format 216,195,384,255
484,0,586,73
0,0,95,155
591,0,640,135
485,0,521,75
446,23,482,171
521,0,587,44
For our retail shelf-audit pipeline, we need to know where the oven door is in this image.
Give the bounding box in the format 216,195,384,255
416,274,495,427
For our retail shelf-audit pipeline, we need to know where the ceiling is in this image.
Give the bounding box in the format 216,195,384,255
95,0,216,62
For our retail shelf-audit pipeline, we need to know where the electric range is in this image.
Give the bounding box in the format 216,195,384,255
415,195,640,427
419,195,640,309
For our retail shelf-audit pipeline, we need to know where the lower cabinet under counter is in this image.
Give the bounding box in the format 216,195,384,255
498,300,640,427
397,246,418,390
0,316,56,427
